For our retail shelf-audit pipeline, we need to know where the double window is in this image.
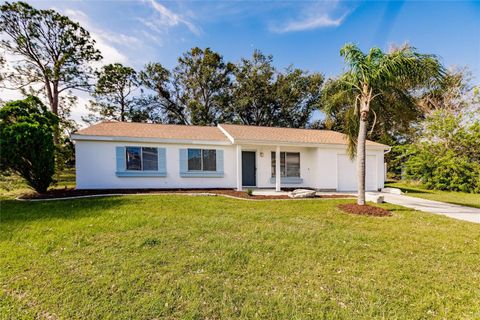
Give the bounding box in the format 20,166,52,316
126,147,158,171
271,152,300,178
188,149,216,171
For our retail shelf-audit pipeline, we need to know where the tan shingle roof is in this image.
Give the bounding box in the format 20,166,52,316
219,124,387,147
73,121,388,148
74,121,229,142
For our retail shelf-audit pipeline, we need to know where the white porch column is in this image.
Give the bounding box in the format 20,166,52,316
275,145,281,192
236,144,242,191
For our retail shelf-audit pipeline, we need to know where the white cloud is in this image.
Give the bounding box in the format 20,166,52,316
273,13,347,33
0,88,24,103
63,9,132,65
141,0,201,36
140,30,163,45
270,2,350,33
69,93,91,126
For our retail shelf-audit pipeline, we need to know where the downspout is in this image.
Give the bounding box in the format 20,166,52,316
383,146,392,184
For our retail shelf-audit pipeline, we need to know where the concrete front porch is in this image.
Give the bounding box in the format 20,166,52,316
251,188,356,197
235,144,317,192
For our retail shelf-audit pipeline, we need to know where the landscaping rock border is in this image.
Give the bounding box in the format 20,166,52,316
16,188,354,201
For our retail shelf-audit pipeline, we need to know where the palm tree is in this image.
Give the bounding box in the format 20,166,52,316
324,44,444,205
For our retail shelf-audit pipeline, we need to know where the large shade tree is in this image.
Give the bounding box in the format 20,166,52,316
137,62,189,124
418,67,477,115
138,48,234,125
324,44,444,205
231,50,277,126
0,2,102,117
85,63,139,122
138,49,322,127
231,50,323,128
275,67,323,128
175,47,234,125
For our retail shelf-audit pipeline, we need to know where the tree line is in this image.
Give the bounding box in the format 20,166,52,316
84,48,323,128
0,2,322,131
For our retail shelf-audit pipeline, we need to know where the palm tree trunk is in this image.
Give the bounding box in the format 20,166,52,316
357,110,368,205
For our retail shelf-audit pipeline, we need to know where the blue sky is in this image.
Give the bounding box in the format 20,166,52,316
8,0,480,120
38,0,480,76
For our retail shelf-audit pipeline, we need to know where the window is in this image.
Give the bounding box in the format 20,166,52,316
271,152,300,177
188,149,216,171
286,152,300,177
202,149,216,171
126,147,158,171
142,147,158,171
126,147,141,170
187,149,202,170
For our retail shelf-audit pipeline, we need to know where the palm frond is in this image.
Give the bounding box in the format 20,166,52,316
321,77,355,115
343,106,359,159
324,43,445,159
340,44,368,84
373,45,445,89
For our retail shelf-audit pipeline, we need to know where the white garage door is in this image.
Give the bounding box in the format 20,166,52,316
337,155,377,191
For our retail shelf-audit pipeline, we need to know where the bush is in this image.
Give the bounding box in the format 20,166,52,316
404,148,480,193
401,111,480,193
246,189,253,196
0,96,58,193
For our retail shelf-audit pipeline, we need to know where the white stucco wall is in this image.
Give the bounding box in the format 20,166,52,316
75,140,237,189
323,148,385,191
75,140,386,191
314,148,339,190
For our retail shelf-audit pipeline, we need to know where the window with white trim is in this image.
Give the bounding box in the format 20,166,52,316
188,148,216,171
126,147,158,171
271,152,300,177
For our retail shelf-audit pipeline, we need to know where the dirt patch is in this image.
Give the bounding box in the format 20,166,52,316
338,203,391,217
18,188,353,201
2,288,58,319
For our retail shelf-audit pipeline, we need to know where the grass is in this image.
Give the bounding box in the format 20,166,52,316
0,168,75,200
1,195,479,319
386,181,480,209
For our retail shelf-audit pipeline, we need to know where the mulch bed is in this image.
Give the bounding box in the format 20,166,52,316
337,203,391,217
18,188,353,201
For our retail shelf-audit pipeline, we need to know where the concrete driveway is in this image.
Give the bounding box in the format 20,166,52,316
369,192,480,224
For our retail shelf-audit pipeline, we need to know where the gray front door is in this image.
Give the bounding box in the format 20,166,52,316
242,151,256,186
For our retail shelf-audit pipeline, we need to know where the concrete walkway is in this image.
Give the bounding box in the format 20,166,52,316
252,189,356,197
369,192,480,224
252,189,480,224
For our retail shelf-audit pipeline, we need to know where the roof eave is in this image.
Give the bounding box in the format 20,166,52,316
70,134,232,146
233,139,389,150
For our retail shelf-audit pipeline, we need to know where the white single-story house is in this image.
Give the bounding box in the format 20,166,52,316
71,121,390,191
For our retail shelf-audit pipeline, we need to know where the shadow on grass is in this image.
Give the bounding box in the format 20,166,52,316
385,184,432,194
399,187,432,194
385,207,415,213
0,196,129,224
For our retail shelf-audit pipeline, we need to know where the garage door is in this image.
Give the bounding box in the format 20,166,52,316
337,155,377,191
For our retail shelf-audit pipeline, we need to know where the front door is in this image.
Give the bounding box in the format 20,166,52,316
242,151,256,187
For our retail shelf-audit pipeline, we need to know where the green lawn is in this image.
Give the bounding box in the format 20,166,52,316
1,195,479,319
0,168,75,200
386,181,480,209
